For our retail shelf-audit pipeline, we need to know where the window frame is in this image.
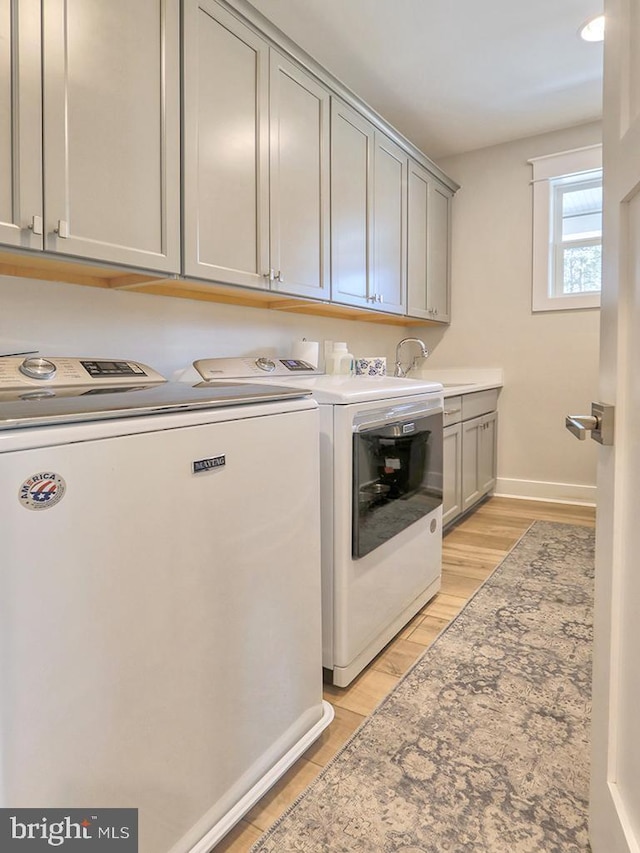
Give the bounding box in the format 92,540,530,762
529,145,603,312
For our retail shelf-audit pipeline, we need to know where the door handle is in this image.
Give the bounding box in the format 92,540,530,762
565,402,614,445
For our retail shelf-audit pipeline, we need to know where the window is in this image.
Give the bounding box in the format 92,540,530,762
529,145,602,311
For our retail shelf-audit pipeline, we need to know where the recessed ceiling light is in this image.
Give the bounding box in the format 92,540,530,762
579,14,605,42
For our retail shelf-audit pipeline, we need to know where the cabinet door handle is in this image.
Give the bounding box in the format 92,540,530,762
444,407,461,416
28,215,43,235
366,294,376,303
275,271,284,283
263,270,275,281
53,220,69,238
377,294,384,303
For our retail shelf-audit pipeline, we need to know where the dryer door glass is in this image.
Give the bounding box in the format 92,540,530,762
353,411,443,558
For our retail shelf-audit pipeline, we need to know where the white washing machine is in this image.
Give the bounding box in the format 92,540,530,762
183,357,444,687
0,356,332,853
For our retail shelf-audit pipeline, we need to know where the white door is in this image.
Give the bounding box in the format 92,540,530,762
589,0,640,849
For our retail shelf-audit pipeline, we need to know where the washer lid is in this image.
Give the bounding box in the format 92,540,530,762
0,381,313,430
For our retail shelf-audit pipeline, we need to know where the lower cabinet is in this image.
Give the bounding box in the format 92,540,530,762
442,390,498,527
442,422,463,526
462,412,497,512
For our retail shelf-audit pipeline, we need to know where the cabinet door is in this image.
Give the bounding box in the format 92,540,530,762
0,0,42,250
442,423,462,526
462,415,482,512
42,0,180,272
478,411,497,496
372,131,407,314
183,0,269,287
269,51,330,299
330,98,374,308
407,160,430,319
427,179,452,322
462,412,497,512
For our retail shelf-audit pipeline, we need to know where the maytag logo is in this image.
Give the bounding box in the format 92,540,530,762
193,455,226,474
0,809,137,850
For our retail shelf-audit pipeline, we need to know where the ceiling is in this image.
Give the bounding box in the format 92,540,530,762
247,0,604,161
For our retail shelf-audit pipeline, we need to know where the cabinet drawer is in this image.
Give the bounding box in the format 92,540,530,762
461,389,498,421
443,396,462,426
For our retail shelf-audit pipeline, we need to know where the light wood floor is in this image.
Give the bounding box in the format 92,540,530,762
215,496,597,852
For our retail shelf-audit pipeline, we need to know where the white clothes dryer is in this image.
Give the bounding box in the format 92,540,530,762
183,356,444,687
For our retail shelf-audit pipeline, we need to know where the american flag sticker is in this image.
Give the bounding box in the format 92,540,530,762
19,472,67,511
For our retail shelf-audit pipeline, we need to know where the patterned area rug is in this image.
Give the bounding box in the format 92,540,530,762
251,521,595,853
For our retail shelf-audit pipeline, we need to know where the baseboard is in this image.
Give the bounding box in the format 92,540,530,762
494,477,596,506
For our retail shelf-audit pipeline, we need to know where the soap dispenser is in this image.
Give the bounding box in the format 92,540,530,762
327,342,354,375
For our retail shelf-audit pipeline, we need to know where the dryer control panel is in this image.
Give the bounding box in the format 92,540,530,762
193,356,322,381
0,357,166,391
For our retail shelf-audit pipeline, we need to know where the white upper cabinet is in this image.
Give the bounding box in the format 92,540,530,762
372,131,407,314
269,51,330,299
0,0,43,251
330,98,374,308
183,0,270,288
407,160,452,322
183,1,330,298
1,0,180,271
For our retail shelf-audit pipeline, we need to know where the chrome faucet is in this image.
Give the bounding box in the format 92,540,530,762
394,338,429,377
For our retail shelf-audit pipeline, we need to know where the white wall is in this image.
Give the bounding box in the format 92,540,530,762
0,276,407,377
413,121,602,504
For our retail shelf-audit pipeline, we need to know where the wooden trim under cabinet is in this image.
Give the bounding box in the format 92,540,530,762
0,248,446,325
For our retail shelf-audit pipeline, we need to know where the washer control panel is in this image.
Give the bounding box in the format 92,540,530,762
0,357,166,391
194,357,322,381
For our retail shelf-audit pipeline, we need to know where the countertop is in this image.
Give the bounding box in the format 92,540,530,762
407,368,503,398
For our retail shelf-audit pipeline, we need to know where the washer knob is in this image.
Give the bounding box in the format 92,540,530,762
19,357,57,380
255,357,276,373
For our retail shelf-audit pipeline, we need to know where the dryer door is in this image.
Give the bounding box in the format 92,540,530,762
353,409,443,557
